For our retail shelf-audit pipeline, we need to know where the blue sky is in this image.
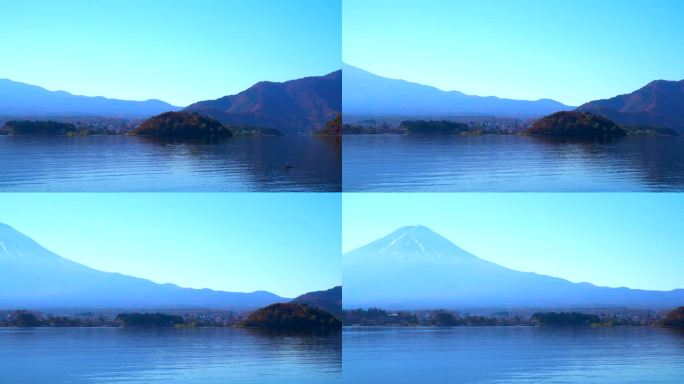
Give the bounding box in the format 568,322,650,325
0,193,341,298
0,0,341,106
343,193,684,291
343,0,684,106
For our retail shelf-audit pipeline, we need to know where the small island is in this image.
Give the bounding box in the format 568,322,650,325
524,111,627,139
241,303,342,331
1,120,78,136
130,111,233,140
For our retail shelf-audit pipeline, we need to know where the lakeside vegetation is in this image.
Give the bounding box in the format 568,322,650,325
0,115,288,139
0,310,236,328
531,312,600,326
1,302,343,332
341,113,679,138
1,119,126,136
2,307,681,329
402,120,469,135
1,120,78,135
341,308,672,327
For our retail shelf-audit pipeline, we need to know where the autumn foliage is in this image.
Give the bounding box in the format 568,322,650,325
131,111,232,140
525,111,626,139
241,303,341,331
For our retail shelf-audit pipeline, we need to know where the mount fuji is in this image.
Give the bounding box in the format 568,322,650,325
0,223,286,309
343,225,684,310
342,63,571,117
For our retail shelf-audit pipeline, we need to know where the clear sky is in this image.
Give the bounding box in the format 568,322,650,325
343,193,684,291
0,193,341,298
1,0,341,106
343,0,684,106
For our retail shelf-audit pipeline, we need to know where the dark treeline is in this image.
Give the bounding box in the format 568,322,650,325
342,309,529,326
342,308,671,327
0,310,111,327
531,312,600,326
0,310,237,328
116,313,184,328
5,308,680,328
401,120,469,135
1,120,124,136
2,120,77,135
342,119,523,135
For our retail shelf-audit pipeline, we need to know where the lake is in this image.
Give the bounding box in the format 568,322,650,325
344,326,684,383
343,135,684,191
0,136,341,191
0,327,341,384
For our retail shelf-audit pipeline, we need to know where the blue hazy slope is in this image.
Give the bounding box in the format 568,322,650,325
0,79,180,118
343,63,572,117
0,223,285,309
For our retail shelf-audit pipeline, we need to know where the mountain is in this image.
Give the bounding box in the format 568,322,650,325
342,63,571,118
0,79,180,118
0,223,286,309
292,286,341,316
185,71,341,135
578,80,684,132
343,225,684,309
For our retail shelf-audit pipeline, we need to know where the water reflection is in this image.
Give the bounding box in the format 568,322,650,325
0,135,341,191
0,327,341,384
343,135,684,191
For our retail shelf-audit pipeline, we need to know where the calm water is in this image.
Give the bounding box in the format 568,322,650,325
343,135,684,191
344,327,684,384
0,136,341,191
0,327,341,384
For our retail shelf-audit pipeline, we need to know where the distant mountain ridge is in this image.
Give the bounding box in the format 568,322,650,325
578,79,684,132
0,79,180,118
185,71,341,135
292,286,341,316
343,225,684,309
343,63,571,118
0,223,286,309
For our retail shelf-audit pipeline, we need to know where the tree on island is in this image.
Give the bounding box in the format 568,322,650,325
524,111,626,139
241,303,341,331
130,111,233,140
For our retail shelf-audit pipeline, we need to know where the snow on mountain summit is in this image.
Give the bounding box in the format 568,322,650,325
349,225,478,265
